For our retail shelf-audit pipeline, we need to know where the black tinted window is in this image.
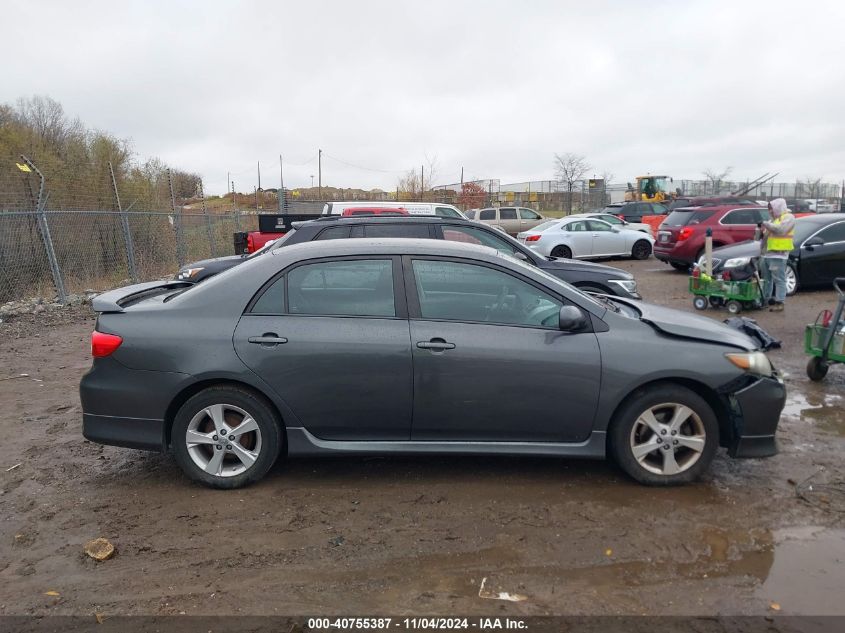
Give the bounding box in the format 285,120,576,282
500,208,517,220
650,204,667,214
722,209,761,225
251,276,286,313
441,225,517,255
519,208,541,220
315,226,350,240
288,259,395,317
663,210,714,227
363,224,430,238
479,209,496,220
435,206,462,218
818,222,845,243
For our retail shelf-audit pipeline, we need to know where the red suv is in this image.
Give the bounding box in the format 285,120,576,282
654,205,769,270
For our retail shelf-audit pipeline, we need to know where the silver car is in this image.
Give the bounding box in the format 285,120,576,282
517,217,655,260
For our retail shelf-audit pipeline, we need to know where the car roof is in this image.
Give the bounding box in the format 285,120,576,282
796,212,845,225
271,237,500,259
293,215,473,228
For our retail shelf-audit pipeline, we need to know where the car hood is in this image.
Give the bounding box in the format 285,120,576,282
615,299,756,350
540,256,633,279
178,255,245,271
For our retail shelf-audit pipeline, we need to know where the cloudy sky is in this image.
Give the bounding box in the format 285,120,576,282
4,0,844,194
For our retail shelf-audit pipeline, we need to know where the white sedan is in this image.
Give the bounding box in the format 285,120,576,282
517,217,655,260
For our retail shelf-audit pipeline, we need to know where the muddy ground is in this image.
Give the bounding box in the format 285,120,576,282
0,260,843,617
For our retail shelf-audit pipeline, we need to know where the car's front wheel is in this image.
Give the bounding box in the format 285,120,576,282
609,384,718,485
631,240,652,260
172,386,283,489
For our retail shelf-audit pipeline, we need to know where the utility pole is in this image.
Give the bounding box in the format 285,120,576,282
257,161,261,191
420,164,424,201
460,166,464,184
279,154,284,213
318,148,322,201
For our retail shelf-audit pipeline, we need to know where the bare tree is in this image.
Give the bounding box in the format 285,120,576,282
554,153,590,213
802,176,823,199
702,166,733,195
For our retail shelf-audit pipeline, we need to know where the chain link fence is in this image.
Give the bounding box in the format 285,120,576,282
1,159,271,304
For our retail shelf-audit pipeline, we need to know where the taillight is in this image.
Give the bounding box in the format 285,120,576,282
617,214,625,220
247,234,255,253
678,227,694,241
91,331,123,357
525,235,541,242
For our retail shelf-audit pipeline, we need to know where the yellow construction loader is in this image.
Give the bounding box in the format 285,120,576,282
625,175,674,202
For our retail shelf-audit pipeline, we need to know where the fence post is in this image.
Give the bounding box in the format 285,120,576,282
109,161,138,283
199,180,217,257
22,155,66,303
231,180,241,231
168,169,185,267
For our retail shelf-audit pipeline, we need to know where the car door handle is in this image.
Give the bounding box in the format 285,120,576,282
416,339,456,351
248,334,288,345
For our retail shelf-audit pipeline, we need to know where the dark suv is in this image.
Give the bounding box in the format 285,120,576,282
654,205,769,270
177,216,642,298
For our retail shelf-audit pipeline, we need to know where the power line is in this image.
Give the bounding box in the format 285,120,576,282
322,153,406,174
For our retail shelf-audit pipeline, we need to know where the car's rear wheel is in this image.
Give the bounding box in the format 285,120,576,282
172,386,282,489
786,263,798,296
551,245,572,259
631,240,652,260
609,384,718,485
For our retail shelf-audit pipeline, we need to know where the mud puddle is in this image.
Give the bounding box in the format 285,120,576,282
757,527,845,615
783,388,845,437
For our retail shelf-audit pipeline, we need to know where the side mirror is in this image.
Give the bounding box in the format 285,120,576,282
804,236,824,250
611,226,621,233
512,250,529,261
559,305,588,332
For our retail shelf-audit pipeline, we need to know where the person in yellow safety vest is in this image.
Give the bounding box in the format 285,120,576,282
760,198,795,312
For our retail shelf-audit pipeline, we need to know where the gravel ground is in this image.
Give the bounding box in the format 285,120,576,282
0,260,843,617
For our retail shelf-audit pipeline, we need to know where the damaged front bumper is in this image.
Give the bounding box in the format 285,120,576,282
721,374,786,458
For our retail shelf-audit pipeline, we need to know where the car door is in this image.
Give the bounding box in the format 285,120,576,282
561,220,594,257
801,221,845,283
719,208,761,244
498,207,520,235
518,207,544,232
233,256,413,441
587,219,627,256
405,257,601,442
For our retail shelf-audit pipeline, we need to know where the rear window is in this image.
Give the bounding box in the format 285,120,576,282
663,209,714,227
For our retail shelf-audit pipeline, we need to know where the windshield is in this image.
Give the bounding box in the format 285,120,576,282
794,219,831,244
662,209,713,227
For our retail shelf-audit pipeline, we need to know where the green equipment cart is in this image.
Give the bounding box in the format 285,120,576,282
689,275,764,315
805,277,845,382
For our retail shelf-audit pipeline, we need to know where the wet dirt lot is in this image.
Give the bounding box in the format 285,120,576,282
0,260,843,617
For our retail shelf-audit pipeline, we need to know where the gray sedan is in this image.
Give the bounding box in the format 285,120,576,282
81,239,785,488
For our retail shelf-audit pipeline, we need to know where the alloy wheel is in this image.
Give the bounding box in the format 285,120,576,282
629,402,706,476
785,266,797,295
185,403,263,477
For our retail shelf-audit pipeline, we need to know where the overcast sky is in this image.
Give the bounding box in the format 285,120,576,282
4,0,844,194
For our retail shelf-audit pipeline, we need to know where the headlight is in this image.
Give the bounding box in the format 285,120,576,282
723,257,751,268
725,351,773,376
608,279,638,294
176,267,205,280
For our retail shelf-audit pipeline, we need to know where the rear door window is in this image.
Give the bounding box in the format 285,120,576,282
499,208,518,220
663,210,714,227
479,209,496,220
722,208,761,225
314,226,351,240
288,259,396,317
519,208,541,220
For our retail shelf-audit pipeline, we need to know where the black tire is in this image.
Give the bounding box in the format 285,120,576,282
708,296,724,307
726,300,742,315
172,386,283,489
632,240,652,260
551,245,572,259
692,296,708,310
806,357,829,382
670,262,688,272
609,383,719,486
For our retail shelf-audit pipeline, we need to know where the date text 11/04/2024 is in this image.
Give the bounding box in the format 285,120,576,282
307,618,528,630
